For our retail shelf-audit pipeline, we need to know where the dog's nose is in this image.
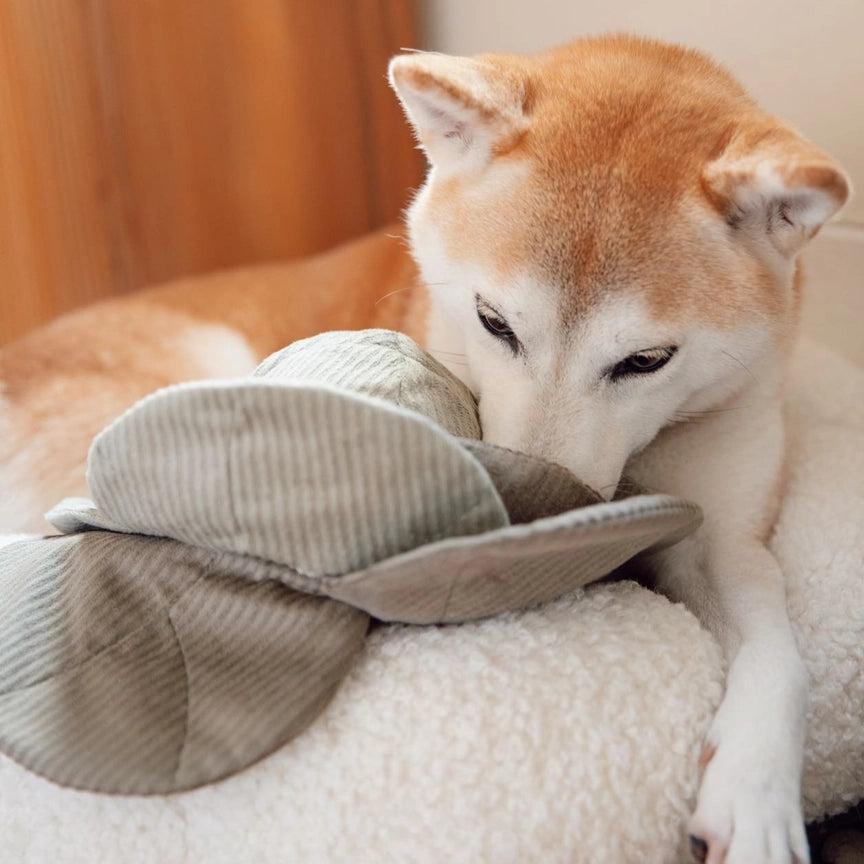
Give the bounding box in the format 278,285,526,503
523,442,623,501
577,471,620,501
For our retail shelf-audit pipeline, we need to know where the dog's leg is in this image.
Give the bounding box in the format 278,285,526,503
669,536,810,864
632,400,810,864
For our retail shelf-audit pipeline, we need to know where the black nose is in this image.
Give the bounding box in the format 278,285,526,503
689,835,708,862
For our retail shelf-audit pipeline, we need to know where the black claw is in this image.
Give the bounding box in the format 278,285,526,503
689,835,708,863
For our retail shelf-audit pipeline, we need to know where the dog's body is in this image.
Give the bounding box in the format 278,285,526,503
0,229,425,533
0,34,850,864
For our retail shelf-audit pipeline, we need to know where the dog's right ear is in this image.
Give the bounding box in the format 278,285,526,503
702,117,850,258
388,52,528,176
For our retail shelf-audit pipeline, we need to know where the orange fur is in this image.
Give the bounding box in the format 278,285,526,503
401,36,846,333
0,227,421,532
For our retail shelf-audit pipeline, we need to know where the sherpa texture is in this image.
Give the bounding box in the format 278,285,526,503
0,340,861,864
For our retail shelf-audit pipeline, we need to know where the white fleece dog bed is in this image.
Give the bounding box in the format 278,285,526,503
1,340,862,864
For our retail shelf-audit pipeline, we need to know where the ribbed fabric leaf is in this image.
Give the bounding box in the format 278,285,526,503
322,496,702,623
0,533,368,794
84,383,509,576
254,329,481,440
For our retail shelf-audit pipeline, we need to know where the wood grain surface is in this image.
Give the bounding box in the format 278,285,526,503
0,0,422,345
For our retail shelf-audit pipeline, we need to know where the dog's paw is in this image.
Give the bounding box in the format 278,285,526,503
688,744,810,864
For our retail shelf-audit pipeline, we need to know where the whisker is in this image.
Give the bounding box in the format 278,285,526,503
671,413,713,426
374,284,417,306
721,350,757,382
616,477,665,496
677,405,750,415
596,482,620,496
672,404,753,425
426,347,468,359
427,347,469,368
373,274,450,307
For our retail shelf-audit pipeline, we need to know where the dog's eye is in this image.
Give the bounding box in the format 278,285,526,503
610,347,677,381
476,298,521,355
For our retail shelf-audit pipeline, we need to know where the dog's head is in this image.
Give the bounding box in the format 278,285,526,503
389,36,849,496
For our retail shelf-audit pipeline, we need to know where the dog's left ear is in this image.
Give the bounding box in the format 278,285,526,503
703,118,851,257
388,52,528,177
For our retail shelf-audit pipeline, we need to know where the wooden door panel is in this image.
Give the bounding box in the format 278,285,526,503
0,0,422,344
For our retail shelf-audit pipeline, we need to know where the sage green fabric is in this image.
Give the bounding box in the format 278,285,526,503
254,328,482,440
0,329,702,795
0,533,368,794
74,382,509,577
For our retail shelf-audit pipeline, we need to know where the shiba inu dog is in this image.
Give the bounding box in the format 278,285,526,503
387,36,849,864
0,34,850,864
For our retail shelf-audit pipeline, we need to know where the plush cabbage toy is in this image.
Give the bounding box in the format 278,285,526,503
0,330,701,794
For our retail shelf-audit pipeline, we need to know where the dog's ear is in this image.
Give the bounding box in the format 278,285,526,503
703,118,850,257
388,52,528,175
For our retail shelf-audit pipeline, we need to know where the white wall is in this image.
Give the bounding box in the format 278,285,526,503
418,0,864,366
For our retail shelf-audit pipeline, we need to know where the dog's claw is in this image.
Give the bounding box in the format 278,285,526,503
690,835,708,862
